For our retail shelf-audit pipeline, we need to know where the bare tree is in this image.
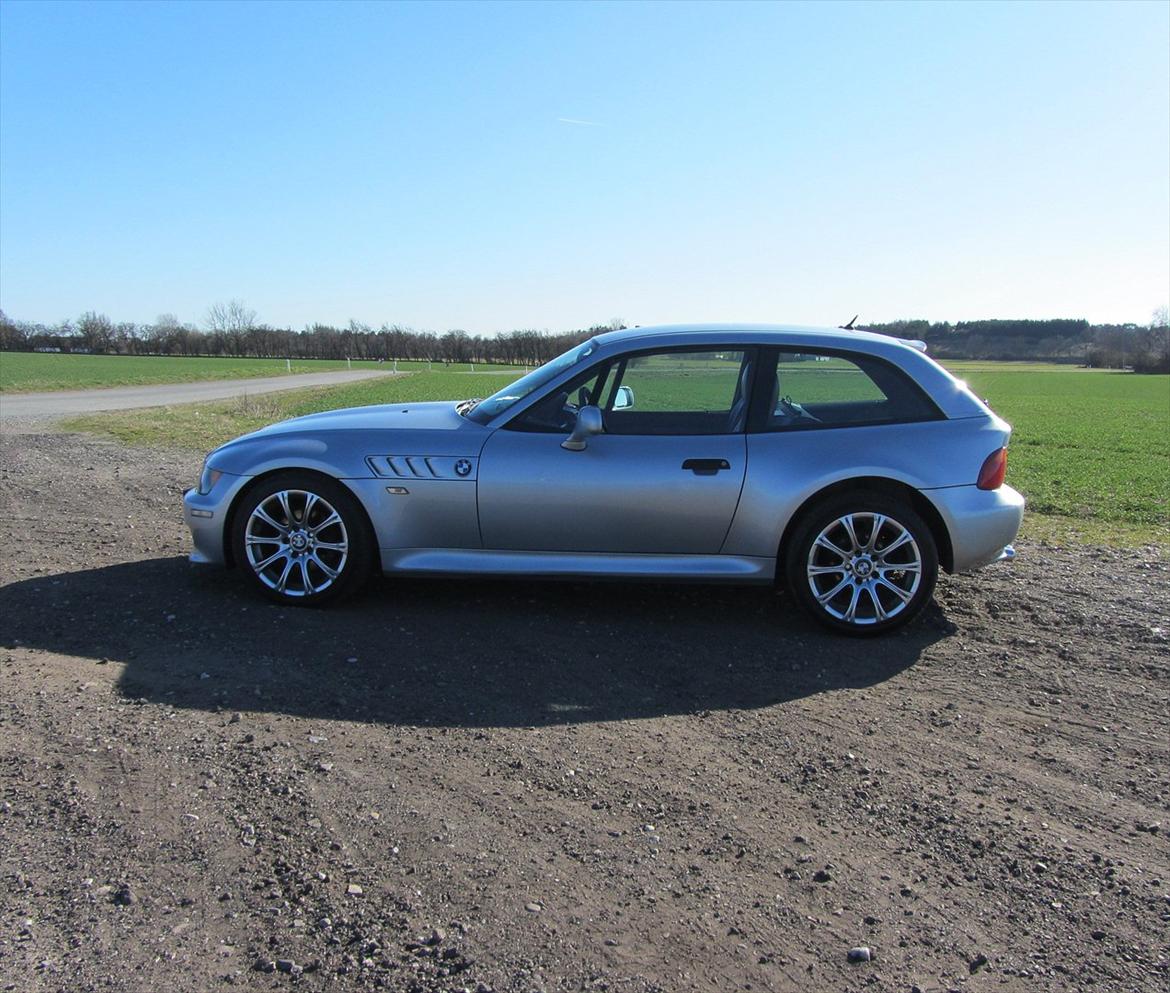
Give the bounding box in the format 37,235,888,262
0,309,27,351
206,300,257,356
77,311,115,353
205,300,257,333
1138,306,1170,374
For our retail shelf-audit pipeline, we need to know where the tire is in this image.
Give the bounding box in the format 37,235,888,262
230,471,374,606
785,490,938,636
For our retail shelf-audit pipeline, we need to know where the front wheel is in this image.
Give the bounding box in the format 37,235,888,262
785,491,938,635
231,472,374,606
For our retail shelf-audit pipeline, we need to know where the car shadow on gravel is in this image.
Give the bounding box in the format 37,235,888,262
0,556,952,727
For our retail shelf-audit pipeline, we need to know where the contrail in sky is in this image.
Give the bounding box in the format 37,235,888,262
557,117,604,127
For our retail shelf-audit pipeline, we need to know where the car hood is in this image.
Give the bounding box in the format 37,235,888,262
206,400,484,478
246,400,465,437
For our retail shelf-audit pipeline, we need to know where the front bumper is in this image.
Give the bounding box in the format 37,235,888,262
927,483,1025,573
182,472,251,566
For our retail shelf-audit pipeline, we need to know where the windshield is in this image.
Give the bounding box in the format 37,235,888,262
464,339,598,424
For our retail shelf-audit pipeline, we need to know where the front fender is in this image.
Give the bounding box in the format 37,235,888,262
207,434,375,480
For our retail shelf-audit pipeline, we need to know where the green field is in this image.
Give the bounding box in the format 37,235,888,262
941,362,1169,542
62,360,1170,547
0,352,522,392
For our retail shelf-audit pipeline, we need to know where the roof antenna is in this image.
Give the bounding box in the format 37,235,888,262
839,314,859,330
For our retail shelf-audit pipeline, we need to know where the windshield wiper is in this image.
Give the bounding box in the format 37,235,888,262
456,398,483,417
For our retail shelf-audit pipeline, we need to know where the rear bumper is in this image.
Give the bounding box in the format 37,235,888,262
927,483,1024,573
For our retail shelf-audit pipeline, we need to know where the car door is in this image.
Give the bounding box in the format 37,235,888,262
477,347,752,554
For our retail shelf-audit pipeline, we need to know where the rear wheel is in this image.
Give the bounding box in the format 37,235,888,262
231,472,373,606
785,491,938,635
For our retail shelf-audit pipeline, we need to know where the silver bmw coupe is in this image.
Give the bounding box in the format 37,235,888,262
183,324,1022,634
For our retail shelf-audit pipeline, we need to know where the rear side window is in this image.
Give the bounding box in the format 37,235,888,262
756,351,940,431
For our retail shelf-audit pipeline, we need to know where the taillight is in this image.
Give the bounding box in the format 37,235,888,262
977,447,1008,490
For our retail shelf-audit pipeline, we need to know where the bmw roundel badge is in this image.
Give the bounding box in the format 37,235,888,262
455,459,472,477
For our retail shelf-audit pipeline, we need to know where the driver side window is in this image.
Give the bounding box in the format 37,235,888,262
604,349,751,435
505,365,609,433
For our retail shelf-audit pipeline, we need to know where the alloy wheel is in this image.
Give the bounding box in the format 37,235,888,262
243,489,349,597
805,512,923,626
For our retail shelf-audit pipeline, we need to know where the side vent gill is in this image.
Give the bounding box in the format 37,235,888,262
365,456,478,481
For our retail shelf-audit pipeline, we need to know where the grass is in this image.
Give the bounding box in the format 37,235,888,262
62,360,1170,548
940,362,1169,545
0,352,522,392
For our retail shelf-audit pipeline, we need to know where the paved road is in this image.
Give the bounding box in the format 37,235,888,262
0,370,399,420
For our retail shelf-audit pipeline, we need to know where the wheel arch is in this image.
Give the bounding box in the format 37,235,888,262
775,476,954,582
222,467,378,569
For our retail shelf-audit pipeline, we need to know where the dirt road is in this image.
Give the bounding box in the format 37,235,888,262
0,428,1167,993
0,370,396,419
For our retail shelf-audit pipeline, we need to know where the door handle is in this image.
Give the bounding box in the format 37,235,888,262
681,458,731,475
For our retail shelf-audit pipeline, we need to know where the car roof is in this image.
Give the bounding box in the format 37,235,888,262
591,323,919,354
599,322,898,346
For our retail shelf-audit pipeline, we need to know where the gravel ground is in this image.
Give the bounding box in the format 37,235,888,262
0,428,1167,993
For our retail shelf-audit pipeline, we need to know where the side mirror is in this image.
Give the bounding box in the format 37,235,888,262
613,385,635,410
561,405,603,451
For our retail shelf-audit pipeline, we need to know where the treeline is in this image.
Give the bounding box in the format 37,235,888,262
1,306,1166,373
862,315,1169,374
0,306,613,367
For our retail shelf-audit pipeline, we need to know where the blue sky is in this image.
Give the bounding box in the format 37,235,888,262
1,0,1167,333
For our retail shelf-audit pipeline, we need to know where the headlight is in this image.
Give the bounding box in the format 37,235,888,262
198,463,223,495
